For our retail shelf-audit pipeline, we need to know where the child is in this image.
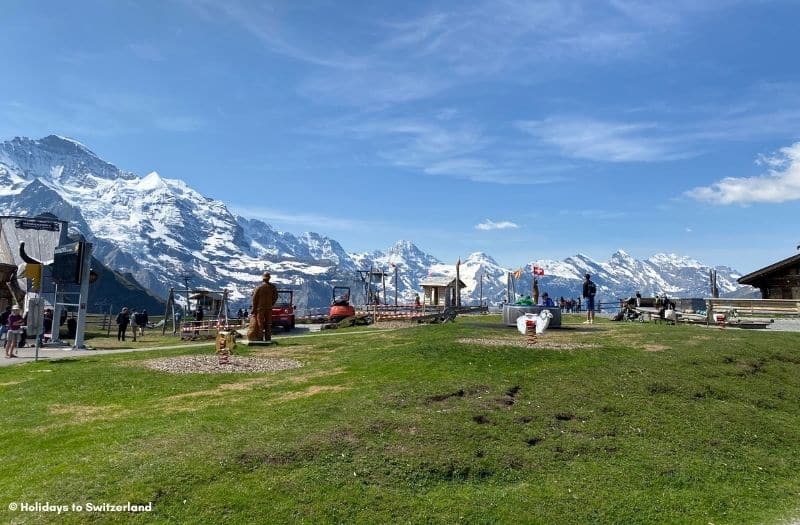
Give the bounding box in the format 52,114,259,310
5,306,23,358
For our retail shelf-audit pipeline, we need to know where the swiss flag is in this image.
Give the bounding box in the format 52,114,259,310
532,265,545,276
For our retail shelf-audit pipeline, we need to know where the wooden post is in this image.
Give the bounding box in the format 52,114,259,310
455,258,461,307
480,273,483,308
382,270,387,306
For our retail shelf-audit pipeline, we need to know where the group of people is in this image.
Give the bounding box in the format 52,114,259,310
555,296,583,313
235,308,250,319
115,307,150,342
1,304,69,357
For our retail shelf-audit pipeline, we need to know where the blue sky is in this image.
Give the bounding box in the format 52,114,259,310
3,0,800,273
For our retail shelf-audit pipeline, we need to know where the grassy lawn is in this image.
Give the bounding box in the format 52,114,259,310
2,315,800,524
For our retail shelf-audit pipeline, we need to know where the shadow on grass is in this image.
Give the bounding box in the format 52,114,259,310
48,358,80,364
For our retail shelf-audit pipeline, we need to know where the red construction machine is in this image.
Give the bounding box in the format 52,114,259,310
272,290,295,331
328,286,355,322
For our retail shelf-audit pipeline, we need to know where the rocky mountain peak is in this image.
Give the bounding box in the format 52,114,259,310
0,135,755,308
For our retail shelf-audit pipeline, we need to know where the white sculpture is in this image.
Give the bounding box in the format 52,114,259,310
516,310,554,335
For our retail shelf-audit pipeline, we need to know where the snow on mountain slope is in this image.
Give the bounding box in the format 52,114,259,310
0,135,754,310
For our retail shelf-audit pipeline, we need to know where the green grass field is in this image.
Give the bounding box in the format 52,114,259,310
2,315,800,524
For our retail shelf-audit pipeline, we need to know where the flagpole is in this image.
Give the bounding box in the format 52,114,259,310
456,258,461,307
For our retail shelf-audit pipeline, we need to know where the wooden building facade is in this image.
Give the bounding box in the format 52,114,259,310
419,277,466,307
738,253,800,299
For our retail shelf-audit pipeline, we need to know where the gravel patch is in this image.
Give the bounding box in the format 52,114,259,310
457,337,598,350
138,355,303,374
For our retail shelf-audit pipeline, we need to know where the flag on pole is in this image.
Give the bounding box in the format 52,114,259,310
533,265,544,276
513,268,523,280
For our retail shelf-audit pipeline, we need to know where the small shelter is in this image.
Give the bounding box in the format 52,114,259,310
190,290,225,313
420,276,466,307
738,253,800,299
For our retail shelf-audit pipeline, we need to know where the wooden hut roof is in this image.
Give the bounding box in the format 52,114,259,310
738,253,800,286
419,277,467,288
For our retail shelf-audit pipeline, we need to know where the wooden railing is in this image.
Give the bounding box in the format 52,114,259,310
705,298,800,323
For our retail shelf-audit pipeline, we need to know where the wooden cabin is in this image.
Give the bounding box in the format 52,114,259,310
420,277,466,307
738,253,800,299
189,290,225,315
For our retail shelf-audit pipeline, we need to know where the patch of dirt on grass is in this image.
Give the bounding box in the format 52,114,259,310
505,385,521,397
164,368,345,403
457,338,598,350
273,385,349,402
426,389,465,403
643,344,670,352
48,404,128,424
372,321,426,330
472,414,491,424
138,355,302,374
0,379,28,387
251,344,319,355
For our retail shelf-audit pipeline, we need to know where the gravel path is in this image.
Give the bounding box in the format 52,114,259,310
765,319,800,332
138,355,303,374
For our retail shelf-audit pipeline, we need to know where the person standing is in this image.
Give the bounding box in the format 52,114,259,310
541,293,555,307
116,307,130,341
5,306,23,357
0,305,11,343
42,308,54,344
139,310,149,336
248,272,278,342
130,309,139,342
582,274,597,324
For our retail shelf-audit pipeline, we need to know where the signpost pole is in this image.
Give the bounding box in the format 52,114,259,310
72,242,92,350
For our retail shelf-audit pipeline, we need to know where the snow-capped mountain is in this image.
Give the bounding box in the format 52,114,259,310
0,135,752,311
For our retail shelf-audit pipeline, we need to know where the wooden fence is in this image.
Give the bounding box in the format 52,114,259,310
705,298,800,323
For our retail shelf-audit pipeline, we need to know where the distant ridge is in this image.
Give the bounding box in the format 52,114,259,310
0,135,754,309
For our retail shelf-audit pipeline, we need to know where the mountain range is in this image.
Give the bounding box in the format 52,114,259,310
0,135,754,312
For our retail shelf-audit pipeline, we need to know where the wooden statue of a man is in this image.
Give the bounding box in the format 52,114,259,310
248,272,278,341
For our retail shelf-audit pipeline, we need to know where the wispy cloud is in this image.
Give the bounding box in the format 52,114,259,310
182,0,705,109
182,0,364,70
231,204,368,231
686,142,800,205
475,219,520,231
306,114,570,184
1,87,208,138
516,117,693,162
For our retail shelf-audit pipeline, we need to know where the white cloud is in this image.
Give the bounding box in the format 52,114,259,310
475,219,520,231
686,142,800,205
516,117,692,162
